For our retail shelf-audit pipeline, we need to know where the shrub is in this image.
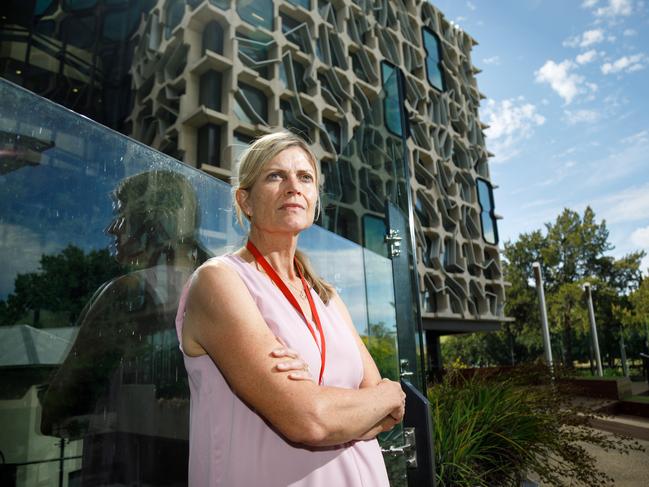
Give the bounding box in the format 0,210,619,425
429,365,644,486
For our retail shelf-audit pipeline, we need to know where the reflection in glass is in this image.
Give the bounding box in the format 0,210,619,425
199,70,223,111
422,28,445,92
476,178,498,245
236,0,273,31
202,21,224,55
197,124,222,166
234,83,268,124
381,62,404,138
237,31,273,79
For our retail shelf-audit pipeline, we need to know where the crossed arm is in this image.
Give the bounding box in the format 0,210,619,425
181,260,405,447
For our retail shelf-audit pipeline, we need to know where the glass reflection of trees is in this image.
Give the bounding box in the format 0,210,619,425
39,170,205,486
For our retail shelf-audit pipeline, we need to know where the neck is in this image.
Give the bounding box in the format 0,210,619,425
247,227,299,280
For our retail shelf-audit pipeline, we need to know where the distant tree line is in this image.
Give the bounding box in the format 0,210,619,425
443,207,649,371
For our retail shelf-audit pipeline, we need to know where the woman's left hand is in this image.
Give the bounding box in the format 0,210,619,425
271,347,314,382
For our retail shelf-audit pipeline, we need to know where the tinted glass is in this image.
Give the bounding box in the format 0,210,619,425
381,62,404,138
476,178,498,244
422,28,445,91
236,0,273,31
0,78,385,486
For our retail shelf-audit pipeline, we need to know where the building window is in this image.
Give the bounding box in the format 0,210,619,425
280,13,311,54
197,124,221,166
280,55,307,92
422,27,445,91
236,0,273,31
237,31,272,79
233,131,254,163
476,178,498,245
323,118,341,154
381,61,405,138
202,21,224,56
280,100,310,140
164,0,185,39
199,71,222,111
234,83,268,124
287,0,310,8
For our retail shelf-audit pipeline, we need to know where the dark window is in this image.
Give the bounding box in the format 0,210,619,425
323,118,341,154
208,0,229,8
287,0,310,8
280,100,310,140
235,83,268,124
422,28,445,91
236,0,273,31
381,62,405,137
197,124,222,165
280,56,307,92
164,0,185,39
202,21,224,56
237,32,272,79
199,71,222,111
476,178,498,245
280,13,310,53
62,0,96,11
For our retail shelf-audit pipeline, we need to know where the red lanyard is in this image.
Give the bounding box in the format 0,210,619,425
246,240,326,385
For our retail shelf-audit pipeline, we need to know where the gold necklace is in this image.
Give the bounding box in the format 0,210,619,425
254,260,308,300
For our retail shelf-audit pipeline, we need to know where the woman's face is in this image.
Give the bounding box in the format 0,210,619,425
238,146,318,236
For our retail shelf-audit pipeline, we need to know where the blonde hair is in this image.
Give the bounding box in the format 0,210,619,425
232,131,334,304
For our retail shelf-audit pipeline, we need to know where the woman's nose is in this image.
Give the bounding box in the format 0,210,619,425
285,175,302,194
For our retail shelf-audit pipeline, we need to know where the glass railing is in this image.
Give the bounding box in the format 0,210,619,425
0,78,377,486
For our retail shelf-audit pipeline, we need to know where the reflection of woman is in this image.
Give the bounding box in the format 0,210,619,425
41,170,202,485
177,132,405,486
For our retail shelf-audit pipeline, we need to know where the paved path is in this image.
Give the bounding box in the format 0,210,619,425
530,432,649,486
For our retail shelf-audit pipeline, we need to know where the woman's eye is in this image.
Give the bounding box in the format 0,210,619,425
301,174,314,182
267,172,282,180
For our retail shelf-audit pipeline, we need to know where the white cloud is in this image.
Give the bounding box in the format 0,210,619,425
623,28,637,36
622,129,649,145
481,97,545,163
482,56,500,65
467,1,477,10
631,225,649,248
581,29,606,46
601,53,646,74
599,184,649,224
576,49,598,64
535,59,595,104
563,109,600,124
595,0,634,16
564,29,606,48
582,0,599,7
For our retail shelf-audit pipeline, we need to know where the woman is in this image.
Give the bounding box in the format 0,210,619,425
176,131,405,486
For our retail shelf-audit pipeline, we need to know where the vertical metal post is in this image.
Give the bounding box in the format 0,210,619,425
584,283,603,377
532,263,553,367
619,330,629,377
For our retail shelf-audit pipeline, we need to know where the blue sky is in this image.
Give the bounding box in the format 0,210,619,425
432,0,649,272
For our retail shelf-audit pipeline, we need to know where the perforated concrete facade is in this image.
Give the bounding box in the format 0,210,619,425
128,0,506,329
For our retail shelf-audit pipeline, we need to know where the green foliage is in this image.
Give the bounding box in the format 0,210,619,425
0,245,123,327
430,365,644,486
362,322,399,380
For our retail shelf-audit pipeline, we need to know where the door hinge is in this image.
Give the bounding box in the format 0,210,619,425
381,427,417,468
385,228,402,258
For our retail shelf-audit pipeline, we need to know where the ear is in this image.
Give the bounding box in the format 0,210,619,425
236,188,251,217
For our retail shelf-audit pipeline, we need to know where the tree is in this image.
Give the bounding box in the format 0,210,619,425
0,245,122,327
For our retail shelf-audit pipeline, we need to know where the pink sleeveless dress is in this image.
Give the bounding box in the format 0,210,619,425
175,254,390,487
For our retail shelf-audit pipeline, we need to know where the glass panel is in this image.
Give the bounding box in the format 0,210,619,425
476,178,498,245
202,21,224,55
197,124,222,166
237,31,273,79
0,79,245,486
0,78,407,486
199,70,222,111
422,28,445,92
236,0,274,31
164,0,185,39
381,62,405,138
287,0,310,8
62,0,97,11
235,83,268,124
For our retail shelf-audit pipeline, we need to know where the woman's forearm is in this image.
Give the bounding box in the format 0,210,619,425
291,380,403,447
